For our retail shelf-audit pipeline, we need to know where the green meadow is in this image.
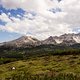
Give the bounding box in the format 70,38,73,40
0,45,80,80
0,55,80,80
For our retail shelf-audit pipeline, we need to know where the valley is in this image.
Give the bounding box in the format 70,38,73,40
0,33,80,80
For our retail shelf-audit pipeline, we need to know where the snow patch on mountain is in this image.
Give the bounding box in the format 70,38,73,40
0,33,80,47
55,39,63,44
73,36,80,43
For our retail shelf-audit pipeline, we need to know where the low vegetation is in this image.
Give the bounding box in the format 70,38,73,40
0,44,80,80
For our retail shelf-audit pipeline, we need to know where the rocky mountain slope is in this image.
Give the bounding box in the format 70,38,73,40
0,33,80,47
42,33,80,45
1,36,39,47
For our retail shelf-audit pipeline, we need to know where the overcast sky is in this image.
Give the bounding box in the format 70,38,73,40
0,0,80,42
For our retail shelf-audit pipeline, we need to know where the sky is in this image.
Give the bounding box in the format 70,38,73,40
0,0,80,42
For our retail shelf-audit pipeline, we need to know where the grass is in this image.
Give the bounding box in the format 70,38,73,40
0,54,80,79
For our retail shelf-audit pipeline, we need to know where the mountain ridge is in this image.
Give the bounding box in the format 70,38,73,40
0,33,80,47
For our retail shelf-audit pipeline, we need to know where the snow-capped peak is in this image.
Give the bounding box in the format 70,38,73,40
0,33,80,47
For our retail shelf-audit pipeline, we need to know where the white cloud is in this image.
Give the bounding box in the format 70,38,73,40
0,0,80,39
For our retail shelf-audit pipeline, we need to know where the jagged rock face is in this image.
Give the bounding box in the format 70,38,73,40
73,33,80,43
0,33,80,47
42,36,56,45
15,36,39,44
58,33,80,45
61,40,76,46
0,43,4,46
53,36,63,44
3,36,39,47
42,33,80,45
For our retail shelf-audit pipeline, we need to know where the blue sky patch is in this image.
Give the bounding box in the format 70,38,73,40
0,31,21,42
0,19,7,26
0,5,26,20
73,27,80,33
25,11,37,20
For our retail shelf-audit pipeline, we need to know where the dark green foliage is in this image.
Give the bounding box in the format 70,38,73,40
0,44,80,64
0,58,17,64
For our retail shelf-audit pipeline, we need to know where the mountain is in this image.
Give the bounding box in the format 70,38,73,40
0,33,80,47
43,33,80,45
2,36,39,47
57,33,80,45
42,36,56,45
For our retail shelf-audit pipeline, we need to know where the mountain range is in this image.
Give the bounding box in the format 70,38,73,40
0,33,80,48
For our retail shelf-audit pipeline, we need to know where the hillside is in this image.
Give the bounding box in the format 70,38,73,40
0,33,80,80
1,55,80,79
0,43,80,79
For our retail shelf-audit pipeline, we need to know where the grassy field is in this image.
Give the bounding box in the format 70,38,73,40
0,55,80,79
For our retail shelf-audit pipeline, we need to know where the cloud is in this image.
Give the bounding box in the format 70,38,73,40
0,0,80,39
